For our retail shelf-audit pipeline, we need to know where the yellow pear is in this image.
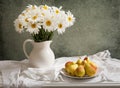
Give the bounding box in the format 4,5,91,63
84,60,97,77
84,57,97,70
75,65,85,77
65,61,74,68
84,57,91,63
89,61,97,70
65,61,74,73
76,59,82,65
68,63,78,76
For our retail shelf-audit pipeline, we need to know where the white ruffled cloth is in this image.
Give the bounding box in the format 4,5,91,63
0,50,120,88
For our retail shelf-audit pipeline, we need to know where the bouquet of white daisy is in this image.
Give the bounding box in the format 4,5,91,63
14,5,75,42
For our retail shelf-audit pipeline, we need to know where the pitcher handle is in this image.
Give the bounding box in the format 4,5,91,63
23,39,34,59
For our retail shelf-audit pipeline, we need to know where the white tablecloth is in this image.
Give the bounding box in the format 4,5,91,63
0,50,120,88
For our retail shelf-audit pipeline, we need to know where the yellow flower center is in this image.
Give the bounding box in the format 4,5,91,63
56,10,59,14
68,17,72,22
43,5,48,10
46,20,51,26
58,23,63,29
25,18,29,22
31,24,36,28
18,23,22,29
22,13,25,16
32,15,38,20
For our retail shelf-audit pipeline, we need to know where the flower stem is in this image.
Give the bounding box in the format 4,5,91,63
31,28,54,42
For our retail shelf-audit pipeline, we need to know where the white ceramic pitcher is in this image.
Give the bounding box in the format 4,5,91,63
23,39,55,68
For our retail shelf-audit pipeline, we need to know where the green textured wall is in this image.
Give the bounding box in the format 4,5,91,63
0,0,120,60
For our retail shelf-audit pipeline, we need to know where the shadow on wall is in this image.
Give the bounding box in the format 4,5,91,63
0,0,120,60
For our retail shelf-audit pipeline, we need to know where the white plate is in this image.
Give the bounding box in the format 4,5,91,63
60,68,99,79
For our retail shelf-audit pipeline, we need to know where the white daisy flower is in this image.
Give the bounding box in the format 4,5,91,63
40,8,51,18
52,6,62,15
14,19,24,33
18,13,29,28
56,22,66,34
22,5,37,13
41,5,50,11
27,22,41,34
55,14,68,34
66,11,75,26
43,18,55,32
27,8,42,23
39,5,53,20
42,10,56,32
